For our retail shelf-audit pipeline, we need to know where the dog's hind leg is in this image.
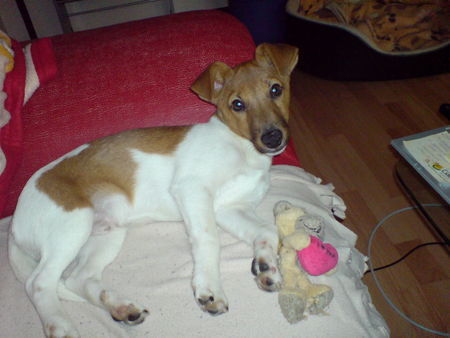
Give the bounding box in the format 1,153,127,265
64,195,150,325
64,227,149,325
21,209,94,338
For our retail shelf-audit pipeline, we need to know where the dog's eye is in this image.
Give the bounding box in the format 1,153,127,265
231,99,246,112
270,84,283,98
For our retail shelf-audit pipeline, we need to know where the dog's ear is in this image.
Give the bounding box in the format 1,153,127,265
255,43,299,76
191,62,233,104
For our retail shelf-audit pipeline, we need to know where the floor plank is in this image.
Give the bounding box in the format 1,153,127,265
289,70,450,337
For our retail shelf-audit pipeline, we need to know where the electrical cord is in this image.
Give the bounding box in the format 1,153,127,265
364,241,448,275
367,204,449,337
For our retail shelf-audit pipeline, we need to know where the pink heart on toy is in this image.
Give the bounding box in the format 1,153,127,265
297,236,338,276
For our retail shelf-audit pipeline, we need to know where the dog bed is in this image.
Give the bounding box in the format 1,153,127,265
286,0,450,80
0,165,389,337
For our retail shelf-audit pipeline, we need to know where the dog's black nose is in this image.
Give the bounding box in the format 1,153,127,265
261,128,283,149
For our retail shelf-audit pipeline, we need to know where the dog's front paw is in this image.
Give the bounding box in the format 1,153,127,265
194,288,229,316
100,290,149,325
44,315,80,338
251,257,282,292
110,304,149,325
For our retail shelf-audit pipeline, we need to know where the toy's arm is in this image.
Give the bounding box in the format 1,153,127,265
282,229,310,251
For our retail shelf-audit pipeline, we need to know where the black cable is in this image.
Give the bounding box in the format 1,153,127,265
364,241,448,275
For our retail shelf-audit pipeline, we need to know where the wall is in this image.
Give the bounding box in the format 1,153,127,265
174,0,227,12
0,0,30,41
65,0,171,32
26,0,63,38
0,0,228,41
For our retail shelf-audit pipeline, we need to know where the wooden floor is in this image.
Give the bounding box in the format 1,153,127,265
289,70,449,337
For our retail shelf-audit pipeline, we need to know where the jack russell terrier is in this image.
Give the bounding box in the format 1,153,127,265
8,43,299,338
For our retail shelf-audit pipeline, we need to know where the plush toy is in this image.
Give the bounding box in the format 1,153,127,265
0,30,15,176
0,31,14,73
274,200,338,323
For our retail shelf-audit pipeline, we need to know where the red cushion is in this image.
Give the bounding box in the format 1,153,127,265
0,37,57,218
3,10,299,217
273,138,300,167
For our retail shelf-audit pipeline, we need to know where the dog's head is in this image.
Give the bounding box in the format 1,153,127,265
191,43,299,155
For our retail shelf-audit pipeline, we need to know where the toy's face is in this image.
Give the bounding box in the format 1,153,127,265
296,216,324,239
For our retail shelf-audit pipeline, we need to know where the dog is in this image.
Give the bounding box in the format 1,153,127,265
8,43,298,338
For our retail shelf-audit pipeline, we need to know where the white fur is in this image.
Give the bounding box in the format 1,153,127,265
9,116,282,337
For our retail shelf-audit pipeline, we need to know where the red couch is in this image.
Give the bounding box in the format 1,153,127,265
0,10,299,218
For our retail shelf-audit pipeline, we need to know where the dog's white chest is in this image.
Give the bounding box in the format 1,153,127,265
128,118,271,222
176,118,271,209
214,161,270,209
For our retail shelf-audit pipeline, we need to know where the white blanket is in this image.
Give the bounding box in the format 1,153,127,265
0,165,389,337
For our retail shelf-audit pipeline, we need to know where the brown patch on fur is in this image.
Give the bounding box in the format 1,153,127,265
37,126,191,211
